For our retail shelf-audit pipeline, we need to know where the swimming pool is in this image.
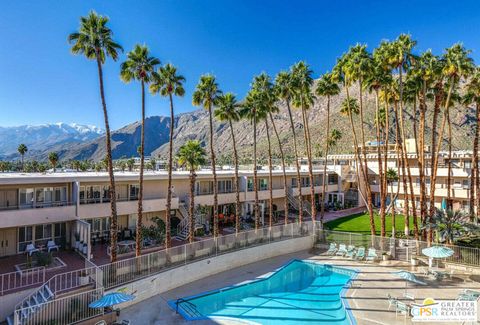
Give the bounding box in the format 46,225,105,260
169,260,357,324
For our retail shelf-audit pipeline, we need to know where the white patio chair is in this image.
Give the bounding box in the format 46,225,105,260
47,240,59,252
25,244,39,256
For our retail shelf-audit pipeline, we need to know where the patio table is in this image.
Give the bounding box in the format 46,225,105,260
118,240,136,252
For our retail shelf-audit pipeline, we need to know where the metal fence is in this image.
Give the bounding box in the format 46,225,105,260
14,287,104,325
0,267,45,296
316,225,480,267
100,221,314,289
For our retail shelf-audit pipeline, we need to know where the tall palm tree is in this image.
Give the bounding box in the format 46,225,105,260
48,152,58,172
386,168,399,238
291,62,316,221
150,63,185,248
214,93,241,234
429,44,474,243
120,44,160,256
192,75,222,237
275,71,303,223
315,73,340,224
334,54,376,236
68,11,123,262
463,67,480,222
18,144,28,171
176,140,207,243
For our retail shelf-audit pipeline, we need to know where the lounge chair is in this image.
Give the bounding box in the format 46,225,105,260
326,243,337,255
336,244,348,256
394,301,411,317
355,247,365,260
25,244,39,256
366,248,378,262
47,240,59,252
345,245,356,259
458,289,480,301
387,294,397,310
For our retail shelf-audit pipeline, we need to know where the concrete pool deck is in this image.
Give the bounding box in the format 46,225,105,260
121,250,480,324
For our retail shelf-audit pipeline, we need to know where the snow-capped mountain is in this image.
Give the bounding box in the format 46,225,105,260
0,123,104,159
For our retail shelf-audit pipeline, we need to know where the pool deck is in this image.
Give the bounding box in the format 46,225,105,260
121,250,480,324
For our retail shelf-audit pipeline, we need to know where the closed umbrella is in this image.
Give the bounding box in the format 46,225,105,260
89,292,136,308
422,246,454,268
392,270,426,294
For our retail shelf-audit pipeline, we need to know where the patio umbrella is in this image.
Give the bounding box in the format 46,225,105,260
441,198,447,210
392,270,426,294
422,246,454,268
89,292,136,308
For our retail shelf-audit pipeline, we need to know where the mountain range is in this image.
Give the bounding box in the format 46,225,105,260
1,84,475,162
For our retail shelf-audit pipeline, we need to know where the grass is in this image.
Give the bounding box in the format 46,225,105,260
324,212,420,236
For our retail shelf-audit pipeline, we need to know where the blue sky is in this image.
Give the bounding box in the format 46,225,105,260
1,1,479,129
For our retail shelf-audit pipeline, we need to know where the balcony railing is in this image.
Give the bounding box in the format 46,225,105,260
0,201,74,211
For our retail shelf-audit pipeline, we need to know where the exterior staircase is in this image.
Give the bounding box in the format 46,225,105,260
175,202,204,241
287,189,312,219
7,285,54,325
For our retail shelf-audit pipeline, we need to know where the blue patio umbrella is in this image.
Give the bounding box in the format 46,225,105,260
89,292,135,308
393,270,426,294
441,198,447,210
422,246,454,268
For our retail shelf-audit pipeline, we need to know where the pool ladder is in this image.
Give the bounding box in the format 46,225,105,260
176,298,202,318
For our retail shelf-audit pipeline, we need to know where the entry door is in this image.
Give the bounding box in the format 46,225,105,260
0,228,17,256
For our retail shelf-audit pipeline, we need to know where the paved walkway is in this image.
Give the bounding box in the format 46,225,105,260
320,206,366,223
121,249,479,324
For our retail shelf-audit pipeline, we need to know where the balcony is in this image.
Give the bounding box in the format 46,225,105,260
0,202,76,228
77,196,176,218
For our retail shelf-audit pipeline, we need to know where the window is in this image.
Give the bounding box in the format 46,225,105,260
465,161,472,169
218,180,232,193
102,185,110,202
291,178,298,188
301,177,309,187
129,184,139,200
18,226,33,252
35,224,52,246
463,180,470,189
53,187,66,203
196,181,213,195
19,188,34,208
328,174,338,185
79,186,85,204
247,178,254,191
259,179,268,191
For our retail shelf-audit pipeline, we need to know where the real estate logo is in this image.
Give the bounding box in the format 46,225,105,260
411,298,477,322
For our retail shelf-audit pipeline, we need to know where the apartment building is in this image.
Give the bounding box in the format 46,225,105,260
0,167,341,258
328,139,475,212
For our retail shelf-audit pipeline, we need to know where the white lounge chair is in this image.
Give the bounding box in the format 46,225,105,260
365,248,378,262
336,244,348,256
25,244,39,256
47,240,59,252
326,243,337,255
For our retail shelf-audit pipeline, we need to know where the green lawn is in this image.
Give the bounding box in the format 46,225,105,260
324,212,420,236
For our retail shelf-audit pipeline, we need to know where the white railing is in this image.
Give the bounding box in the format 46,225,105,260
0,267,45,296
100,221,314,289
14,287,104,325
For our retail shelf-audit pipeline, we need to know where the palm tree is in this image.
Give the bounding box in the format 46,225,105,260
17,144,28,171
275,71,303,223
68,11,123,262
429,44,474,243
386,168,399,238
120,44,160,256
291,62,316,221
315,73,340,224
463,67,480,222
214,93,241,234
48,152,58,172
176,140,207,243
334,52,376,236
150,63,185,248
192,75,222,237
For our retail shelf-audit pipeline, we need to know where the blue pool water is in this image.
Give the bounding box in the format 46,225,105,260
169,260,357,324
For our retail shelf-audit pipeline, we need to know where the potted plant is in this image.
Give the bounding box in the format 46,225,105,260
411,255,420,266
74,233,80,250
78,270,89,286
82,243,88,255
382,252,391,261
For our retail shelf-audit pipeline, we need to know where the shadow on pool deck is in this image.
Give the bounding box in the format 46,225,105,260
121,251,480,325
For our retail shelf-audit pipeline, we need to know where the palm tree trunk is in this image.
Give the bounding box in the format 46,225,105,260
286,100,303,224
189,170,196,243
474,102,480,222
394,101,409,237
136,80,145,257
269,113,289,225
418,85,428,239
207,103,219,237
345,85,376,236
265,119,274,228
374,90,385,237
301,104,316,221
321,96,331,225
95,54,118,263
383,96,390,227
228,120,241,235
410,97,420,240
165,93,174,249
391,183,395,238
253,114,259,230
447,110,452,208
